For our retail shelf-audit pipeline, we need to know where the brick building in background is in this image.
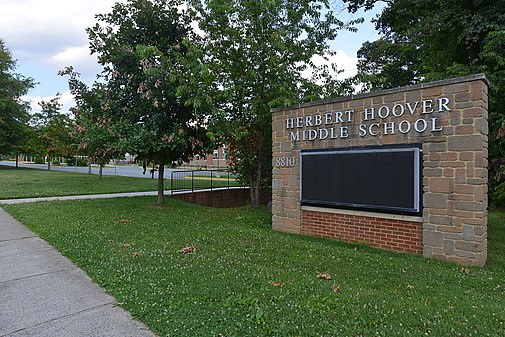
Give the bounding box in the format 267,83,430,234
186,146,228,170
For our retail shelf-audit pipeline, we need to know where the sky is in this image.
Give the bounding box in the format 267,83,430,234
0,0,382,114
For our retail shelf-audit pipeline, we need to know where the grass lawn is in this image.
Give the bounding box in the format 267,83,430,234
3,198,504,336
0,166,239,199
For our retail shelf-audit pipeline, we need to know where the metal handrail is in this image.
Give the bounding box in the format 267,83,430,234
170,169,239,193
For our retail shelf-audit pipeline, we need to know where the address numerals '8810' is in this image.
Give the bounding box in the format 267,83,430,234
275,156,296,168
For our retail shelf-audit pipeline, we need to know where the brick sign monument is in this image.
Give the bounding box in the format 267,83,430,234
271,74,488,266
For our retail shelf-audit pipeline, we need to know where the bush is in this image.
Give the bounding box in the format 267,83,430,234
34,157,45,164
66,156,88,167
490,161,505,208
491,181,505,209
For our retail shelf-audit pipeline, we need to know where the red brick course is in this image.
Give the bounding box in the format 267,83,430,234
301,210,423,254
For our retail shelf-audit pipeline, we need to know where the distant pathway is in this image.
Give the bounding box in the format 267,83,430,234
0,191,171,205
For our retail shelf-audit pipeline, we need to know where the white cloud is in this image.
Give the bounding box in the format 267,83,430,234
59,92,76,109
0,0,128,99
48,45,101,75
303,49,358,81
316,50,358,79
1,1,115,53
0,1,124,79
23,92,76,115
51,46,90,65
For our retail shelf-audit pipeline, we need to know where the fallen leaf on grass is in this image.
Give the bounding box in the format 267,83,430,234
118,219,131,223
407,284,415,289
332,284,341,293
316,272,332,280
122,242,135,248
272,281,284,287
179,245,196,254
132,251,142,257
460,267,470,273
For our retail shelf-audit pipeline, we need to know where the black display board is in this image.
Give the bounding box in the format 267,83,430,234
301,145,422,215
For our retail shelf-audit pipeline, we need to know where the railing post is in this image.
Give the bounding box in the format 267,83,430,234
210,170,213,191
191,170,194,192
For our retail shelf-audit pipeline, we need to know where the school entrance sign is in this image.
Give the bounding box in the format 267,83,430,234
272,74,488,266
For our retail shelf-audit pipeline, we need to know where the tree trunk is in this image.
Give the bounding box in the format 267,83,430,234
47,155,51,170
469,40,480,63
249,124,267,208
15,152,19,168
249,177,254,205
156,153,165,205
99,164,103,179
250,161,262,208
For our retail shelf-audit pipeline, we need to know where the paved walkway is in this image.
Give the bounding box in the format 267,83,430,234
0,191,170,205
0,208,157,337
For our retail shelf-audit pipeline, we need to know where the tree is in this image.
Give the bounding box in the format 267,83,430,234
344,0,505,205
354,39,421,91
28,95,74,170
347,0,505,86
86,0,210,204
190,0,354,207
59,67,121,178
0,38,35,157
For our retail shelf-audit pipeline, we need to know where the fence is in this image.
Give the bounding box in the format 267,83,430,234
170,169,242,192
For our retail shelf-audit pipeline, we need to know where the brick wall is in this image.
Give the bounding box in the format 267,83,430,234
171,188,250,208
271,74,488,266
301,208,423,254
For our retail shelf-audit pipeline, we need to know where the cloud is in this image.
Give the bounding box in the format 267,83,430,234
0,0,130,99
50,45,91,66
23,91,76,115
315,50,358,79
302,49,358,81
48,45,101,75
0,1,123,76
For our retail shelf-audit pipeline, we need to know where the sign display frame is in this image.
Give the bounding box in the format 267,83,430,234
300,144,423,215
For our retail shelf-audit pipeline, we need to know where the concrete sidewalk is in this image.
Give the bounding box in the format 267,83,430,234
0,191,171,205
0,208,157,337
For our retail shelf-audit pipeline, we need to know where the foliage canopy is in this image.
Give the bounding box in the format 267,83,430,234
82,0,210,203
0,38,34,155
191,0,356,206
26,95,74,169
345,0,505,204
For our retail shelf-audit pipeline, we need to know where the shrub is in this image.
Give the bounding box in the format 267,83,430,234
65,156,88,167
34,157,45,164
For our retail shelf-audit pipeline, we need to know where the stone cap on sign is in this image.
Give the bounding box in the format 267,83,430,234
301,205,424,223
271,73,489,113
